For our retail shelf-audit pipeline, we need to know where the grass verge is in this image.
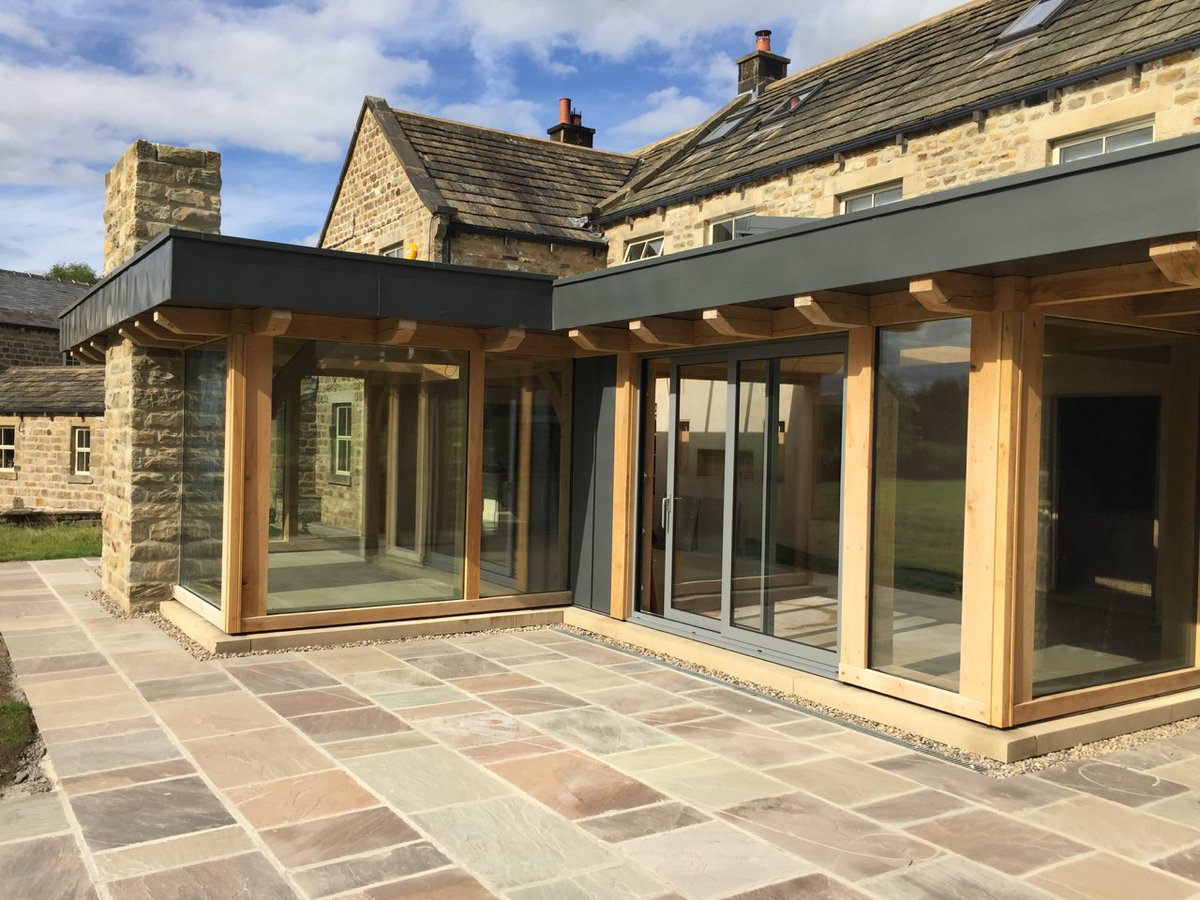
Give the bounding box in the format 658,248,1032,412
0,522,101,562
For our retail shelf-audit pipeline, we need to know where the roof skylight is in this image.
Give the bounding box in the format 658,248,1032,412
998,0,1072,44
698,112,748,146
769,82,824,119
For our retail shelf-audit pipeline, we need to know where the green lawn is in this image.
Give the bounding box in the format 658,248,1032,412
0,701,31,747
0,523,102,563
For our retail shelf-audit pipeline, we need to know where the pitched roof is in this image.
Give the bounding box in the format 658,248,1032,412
0,269,89,330
0,366,105,415
595,0,1200,220
387,109,638,244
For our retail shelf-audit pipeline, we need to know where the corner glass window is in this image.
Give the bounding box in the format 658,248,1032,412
179,341,228,608
710,213,756,244
871,318,972,692
842,183,903,214
624,236,664,262
1033,320,1199,696
1055,121,1153,164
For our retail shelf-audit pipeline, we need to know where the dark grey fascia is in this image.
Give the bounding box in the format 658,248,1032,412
551,135,1200,329
60,231,558,350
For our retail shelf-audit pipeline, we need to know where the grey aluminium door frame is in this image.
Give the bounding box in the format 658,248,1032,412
631,333,849,678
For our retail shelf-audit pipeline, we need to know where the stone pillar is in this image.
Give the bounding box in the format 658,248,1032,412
100,140,220,610
102,140,221,275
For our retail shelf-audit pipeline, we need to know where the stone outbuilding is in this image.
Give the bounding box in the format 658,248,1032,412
0,268,86,371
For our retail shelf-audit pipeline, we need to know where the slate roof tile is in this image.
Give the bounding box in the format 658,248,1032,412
0,270,89,330
0,366,105,415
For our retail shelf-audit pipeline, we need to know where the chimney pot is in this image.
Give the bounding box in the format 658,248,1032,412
548,97,596,147
755,29,772,52
558,97,572,124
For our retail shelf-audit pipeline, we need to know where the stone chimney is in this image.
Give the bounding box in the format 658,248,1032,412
546,97,596,148
103,140,221,275
736,29,790,94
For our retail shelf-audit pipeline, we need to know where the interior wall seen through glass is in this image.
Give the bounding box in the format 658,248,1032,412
267,339,468,614
1033,319,1199,696
479,355,572,598
870,318,971,692
179,341,228,608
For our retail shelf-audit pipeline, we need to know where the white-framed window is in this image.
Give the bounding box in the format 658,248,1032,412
71,427,91,475
623,235,664,262
332,403,352,476
841,182,904,214
710,213,756,245
381,241,411,259
1054,120,1154,164
998,0,1072,44
0,427,13,471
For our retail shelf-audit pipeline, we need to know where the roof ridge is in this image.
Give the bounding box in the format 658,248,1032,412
391,108,637,161
0,268,88,286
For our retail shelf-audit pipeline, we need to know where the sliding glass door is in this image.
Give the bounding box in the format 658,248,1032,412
640,337,846,672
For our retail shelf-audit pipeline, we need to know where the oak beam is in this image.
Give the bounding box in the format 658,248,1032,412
71,345,105,365
483,327,526,352
569,326,630,353
153,308,232,336
1131,290,1200,318
1030,261,1180,306
629,317,694,347
796,292,870,327
132,318,202,348
376,317,418,345
701,305,773,338
252,307,292,336
1150,237,1200,287
910,273,994,314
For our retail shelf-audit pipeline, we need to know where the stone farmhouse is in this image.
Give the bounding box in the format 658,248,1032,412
58,0,1200,759
0,269,101,515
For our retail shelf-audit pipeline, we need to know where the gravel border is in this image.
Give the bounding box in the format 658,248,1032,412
87,588,1200,778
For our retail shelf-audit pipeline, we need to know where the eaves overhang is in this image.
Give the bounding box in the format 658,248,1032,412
551,134,1200,329
60,232,557,350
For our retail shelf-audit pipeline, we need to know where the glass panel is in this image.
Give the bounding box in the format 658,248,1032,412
671,362,728,620
638,359,671,616
179,341,228,608
1033,320,1199,696
844,194,874,214
711,220,735,244
733,354,844,647
267,339,468,614
1058,137,1103,163
874,185,903,207
479,355,571,597
871,318,971,692
1104,125,1153,154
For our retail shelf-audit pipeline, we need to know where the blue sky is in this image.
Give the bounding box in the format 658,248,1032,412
0,0,962,274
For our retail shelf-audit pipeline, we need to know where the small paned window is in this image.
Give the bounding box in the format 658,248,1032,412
72,427,91,475
710,213,756,244
998,0,1072,43
0,427,13,471
332,403,352,476
1055,121,1154,164
624,236,665,262
381,242,414,259
841,182,904,214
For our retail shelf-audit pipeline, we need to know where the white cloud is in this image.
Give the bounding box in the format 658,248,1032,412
613,87,716,141
439,98,543,136
782,0,964,71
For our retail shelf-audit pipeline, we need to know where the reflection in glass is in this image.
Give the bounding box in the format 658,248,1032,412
267,339,468,613
1034,320,1199,696
637,359,671,616
871,318,971,692
479,355,571,597
179,341,228,607
671,362,728,621
733,355,844,647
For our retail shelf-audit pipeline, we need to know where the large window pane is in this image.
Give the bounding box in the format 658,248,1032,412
637,359,671,616
179,341,228,607
1034,320,1199,696
267,339,468,613
871,318,971,691
479,355,571,597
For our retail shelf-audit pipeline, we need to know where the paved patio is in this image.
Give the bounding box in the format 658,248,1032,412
5,559,1200,899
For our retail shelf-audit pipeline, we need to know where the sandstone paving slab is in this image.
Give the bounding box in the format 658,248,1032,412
635,667,716,692
184,726,330,789
293,841,450,897
631,702,725,727
261,684,374,717
225,659,340,694
417,708,538,748
1142,792,1200,829
906,808,1089,875
524,706,675,756
665,715,824,768
488,749,665,819
683,687,807,727
2,626,95,659
406,648,508,679
34,691,150,731
578,683,683,714
372,684,471,710
398,698,491,720
154,689,284,740
20,671,131,705
1025,794,1200,860
380,638,458,659
352,867,494,898
92,825,256,882
306,645,404,675
804,729,910,762
323,731,434,760
482,685,590,716
726,872,871,899
70,776,236,851
347,744,513,812
0,791,71,843
61,758,196,797
603,741,713,774
1152,842,1200,886
447,671,539,693
513,658,636,692
136,670,239,702
47,728,182,778
111,649,213,681
1031,851,1197,899
1036,759,1190,807
13,650,109,676
40,715,161,746
258,805,420,868
290,706,413,744
106,851,294,900
767,756,921,807
550,639,637,668
850,788,971,825
876,752,1074,812
509,862,669,900
720,791,941,882
413,794,617,891
0,833,96,899
622,819,809,899
637,756,794,810
459,735,567,764
225,768,380,829
578,800,711,843
860,856,1051,900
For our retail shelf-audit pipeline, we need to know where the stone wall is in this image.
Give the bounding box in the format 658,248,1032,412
450,232,607,277
0,326,60,371
605,50,1200,265
101,339,185,612
103,141,221,274
0,413,104,512
322,111,434,259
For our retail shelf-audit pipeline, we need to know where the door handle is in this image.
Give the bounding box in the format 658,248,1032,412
661,496,672,530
